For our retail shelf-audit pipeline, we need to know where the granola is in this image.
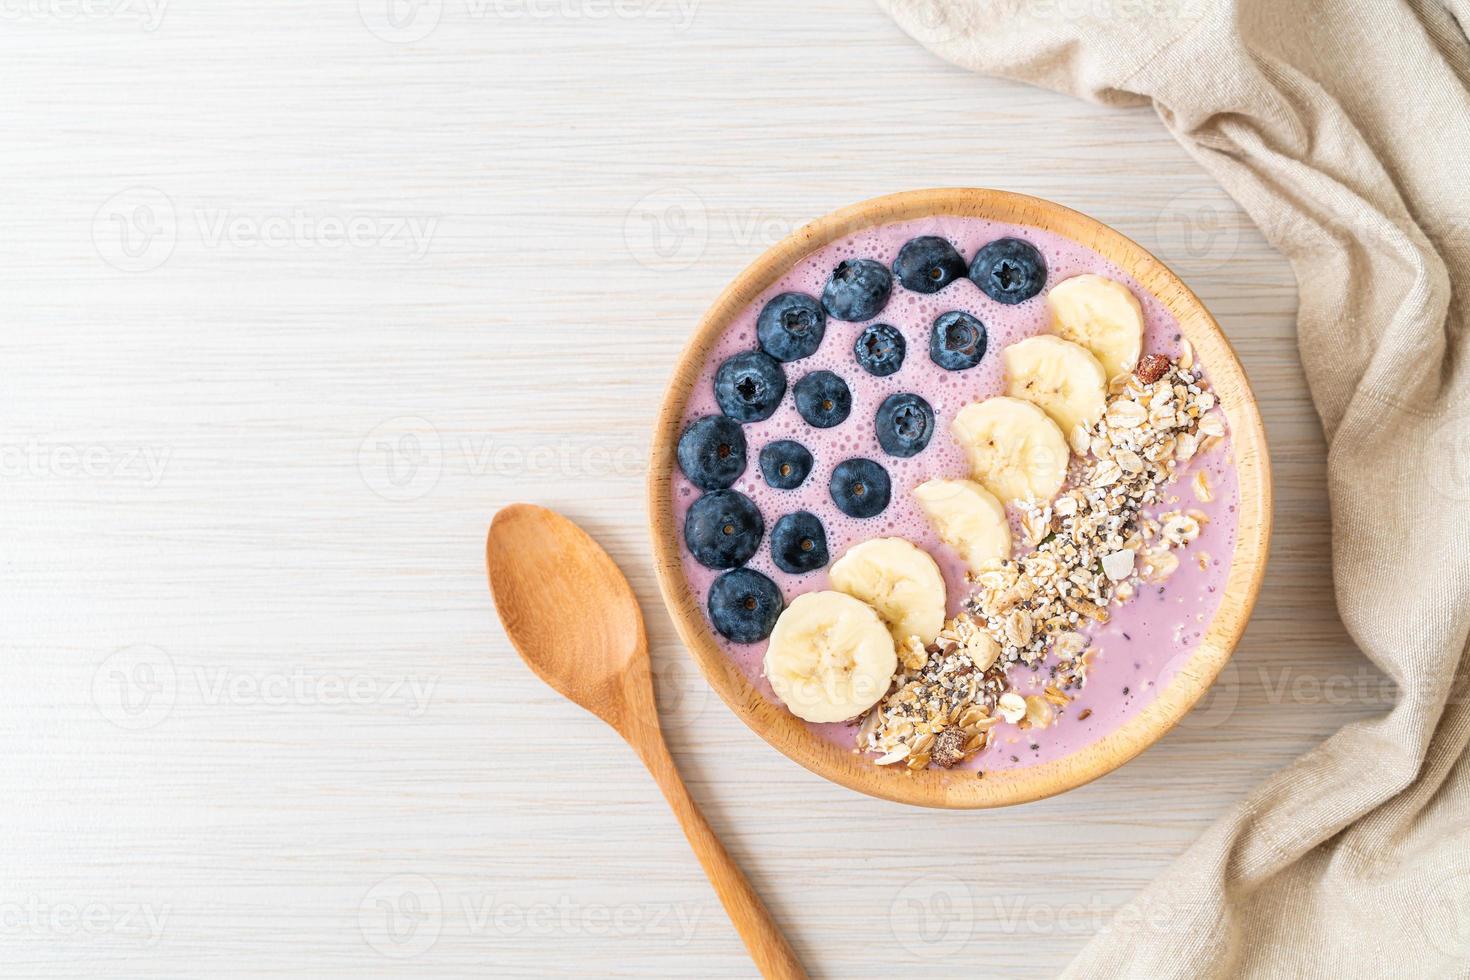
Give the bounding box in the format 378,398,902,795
857,356,1223,769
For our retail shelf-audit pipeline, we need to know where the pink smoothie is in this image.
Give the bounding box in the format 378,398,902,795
672,215,1238,773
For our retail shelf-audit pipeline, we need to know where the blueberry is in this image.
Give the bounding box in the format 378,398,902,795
829,458,891,519
759,440,813,490
853,323,906,377
821,258,893,322
929,311,987,371
770,511,829,574
756,292,826,362
714,350,786,422
875,393,935,458
793,370,852,428
893,236,966,294
684,489,764,569
707,568,784,644
969,237,1047,305
676,415,747,490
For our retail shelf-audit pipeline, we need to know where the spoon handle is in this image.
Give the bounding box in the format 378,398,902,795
632,734,809,980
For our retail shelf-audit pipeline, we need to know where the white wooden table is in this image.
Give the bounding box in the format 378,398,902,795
1,2,1367,976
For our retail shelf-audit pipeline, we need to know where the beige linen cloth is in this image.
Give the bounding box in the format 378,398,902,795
880,0,1470,974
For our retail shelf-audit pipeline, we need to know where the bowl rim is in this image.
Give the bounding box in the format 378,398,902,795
647,188,1272,809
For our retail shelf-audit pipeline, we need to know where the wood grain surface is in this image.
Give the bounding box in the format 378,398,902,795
1,1,1360,976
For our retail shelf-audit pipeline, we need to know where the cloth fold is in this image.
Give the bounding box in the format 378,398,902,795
880,0,1470,974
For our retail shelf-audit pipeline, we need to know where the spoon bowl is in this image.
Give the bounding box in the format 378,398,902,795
487,504,647,730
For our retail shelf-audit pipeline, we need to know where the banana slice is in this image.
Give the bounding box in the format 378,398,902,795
764,591,897,723
1046,274,1145,379
829,538,946,646
912,478,1012,570
1003,335,1108,439
951,396,1069,506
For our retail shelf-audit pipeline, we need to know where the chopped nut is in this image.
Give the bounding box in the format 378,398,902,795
1135,353,1171,383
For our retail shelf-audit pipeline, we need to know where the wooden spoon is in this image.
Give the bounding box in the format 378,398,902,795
486,503,808,980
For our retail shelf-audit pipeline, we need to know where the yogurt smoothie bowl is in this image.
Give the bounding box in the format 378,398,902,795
650,190,1269,807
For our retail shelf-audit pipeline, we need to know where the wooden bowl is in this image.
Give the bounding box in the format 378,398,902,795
648,189,1271,808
